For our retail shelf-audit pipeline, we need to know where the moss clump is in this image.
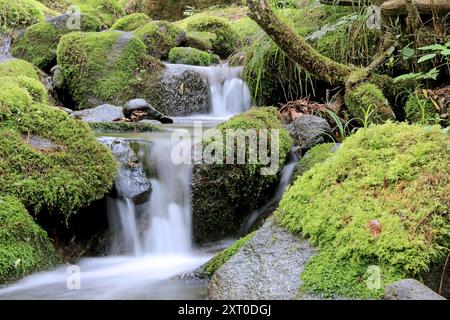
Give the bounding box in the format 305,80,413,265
71,0,125,26
0,0,58,29
0,76,48,103
203,232,255,278
192,107,292,243
405,91,441,125
290,143,337,185
0,79,118,216
0,195,59,284
344,83,394,125
187,16,238,59
168,47,213,66
57,30,162,109
0,58,40,80
89,121,161,133
133,20,184,59
278,122,450,298
111,12,150,31
183,31,215,52
12,13,102,71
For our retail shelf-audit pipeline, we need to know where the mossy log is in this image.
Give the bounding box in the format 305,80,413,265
247,0,354,86
381,0,450,16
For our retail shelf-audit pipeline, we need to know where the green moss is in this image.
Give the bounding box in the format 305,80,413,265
184,31,215,52
12,14,102,71
405,91,441,125
230,16,260,46
187,16,238,59
278,122,450,298
192,107,292,243
168,47,212,66
89,121,161,133
0,195,59,284
290,143,336,185
36,0,71,12
0,76,48,104
72,0,125,26
344,83,394,125
133,20,184,59
0,0,58,29
57,30,162,109
0,59,40,80
203,232,255,278
0,79,118,217
111,12,150,31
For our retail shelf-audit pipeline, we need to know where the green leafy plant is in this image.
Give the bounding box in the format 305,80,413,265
394,42,450,83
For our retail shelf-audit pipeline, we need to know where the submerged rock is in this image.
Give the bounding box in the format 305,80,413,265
124,99,173,123
98,137,151,205
286,115,332,152
384,279,446,300
208,218,316,300
71,104,124,123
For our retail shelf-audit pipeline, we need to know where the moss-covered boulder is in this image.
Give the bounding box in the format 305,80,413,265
278,122,450,299
12,13,102,71
0,58,40,80
0,72,117,216
56,30,162,109
0,0,58,29
110,12,150,31
0,195,59,284
37,0,125,27
71,0,125,26
192,107,292,243
133,20,185,59
183,31,215,52
344,83,395,125
187,16,238,59
289,143,338,185
168,47,213,66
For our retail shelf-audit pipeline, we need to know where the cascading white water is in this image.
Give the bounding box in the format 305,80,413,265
166,64,252,117
108,197,143,256
0,35,12,60
142,140,193,254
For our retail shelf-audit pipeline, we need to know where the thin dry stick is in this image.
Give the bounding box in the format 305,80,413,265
439,251,449,295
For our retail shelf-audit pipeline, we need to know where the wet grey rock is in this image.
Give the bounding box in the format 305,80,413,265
208,218,317,300
146,64,210,116
98,137,151,205
286,115,332,152
124,99,173,123
71,104,124,123
384,279,446,300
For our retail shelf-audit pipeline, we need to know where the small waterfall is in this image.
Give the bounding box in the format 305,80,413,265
166,63,252,117
142,140,193,254
108,197,143,256
108,139,193,256
239,150,300,235
0,35,12,60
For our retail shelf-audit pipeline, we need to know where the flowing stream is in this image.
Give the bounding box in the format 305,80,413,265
0,64,292,300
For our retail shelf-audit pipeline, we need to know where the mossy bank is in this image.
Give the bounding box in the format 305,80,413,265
278,122,449,298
